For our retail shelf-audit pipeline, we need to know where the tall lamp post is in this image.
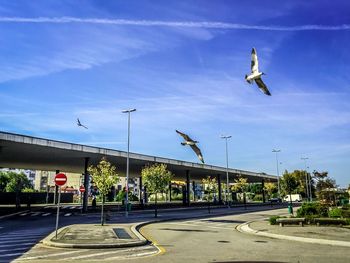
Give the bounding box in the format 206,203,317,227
272,149,281,199
301,157,309,201
221,135,232,208
122,108,136,217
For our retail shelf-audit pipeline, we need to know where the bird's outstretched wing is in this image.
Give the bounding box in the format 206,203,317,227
190,144,205,163
77,118,88,129
255,77,271,96
251,48,259,74
176,130,192,142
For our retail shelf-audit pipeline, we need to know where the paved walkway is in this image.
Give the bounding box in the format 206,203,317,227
237,216,350,247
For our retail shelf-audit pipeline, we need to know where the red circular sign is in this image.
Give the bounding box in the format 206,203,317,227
54,173,67,186
79,185,85,193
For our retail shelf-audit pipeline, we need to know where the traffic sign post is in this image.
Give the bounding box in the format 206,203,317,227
54,173,67,239
79,185,85,209
79,185,85,193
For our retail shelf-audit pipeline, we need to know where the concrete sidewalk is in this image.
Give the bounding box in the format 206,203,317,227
42,223,148,248
237,218,350,247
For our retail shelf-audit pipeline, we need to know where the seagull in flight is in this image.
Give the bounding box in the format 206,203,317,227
245,47,271,96
176,130,204,163
77,118,88,129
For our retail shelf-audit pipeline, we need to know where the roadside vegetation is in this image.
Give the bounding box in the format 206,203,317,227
269,170,349,226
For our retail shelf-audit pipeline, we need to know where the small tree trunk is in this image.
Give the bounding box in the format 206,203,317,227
101,195,105,226
155,192,158,218
208,194,211,214
243,192,247,210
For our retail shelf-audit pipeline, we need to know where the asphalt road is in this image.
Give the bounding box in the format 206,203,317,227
2,205,349,263
136,210,350,263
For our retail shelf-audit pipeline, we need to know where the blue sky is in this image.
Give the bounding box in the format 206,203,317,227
0,0,349,187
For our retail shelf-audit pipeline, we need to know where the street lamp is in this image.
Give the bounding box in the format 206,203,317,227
301,157,309,201
272,149,281,199
122,108,136,217
220,135,232,208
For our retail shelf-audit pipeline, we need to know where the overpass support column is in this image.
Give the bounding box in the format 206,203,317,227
192,181,196,202
169,182,172,202
139,176,143,206
83,157,90,213
262,179,266,203
217,174,222,204
186,170,190,206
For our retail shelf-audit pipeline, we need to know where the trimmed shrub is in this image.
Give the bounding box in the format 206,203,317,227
269,215,281,225
328,207,342,218
296,202,329,218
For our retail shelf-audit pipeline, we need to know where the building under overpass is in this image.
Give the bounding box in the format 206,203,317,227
0,131,277,210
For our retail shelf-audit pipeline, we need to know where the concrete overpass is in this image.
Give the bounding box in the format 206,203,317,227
0,131,277,210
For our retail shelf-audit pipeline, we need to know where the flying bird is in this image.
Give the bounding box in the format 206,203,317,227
245,47,271,96
77,118,88,129
176,130,204,163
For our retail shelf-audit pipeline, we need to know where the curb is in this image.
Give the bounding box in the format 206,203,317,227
42,225,147,249
236,221,350,248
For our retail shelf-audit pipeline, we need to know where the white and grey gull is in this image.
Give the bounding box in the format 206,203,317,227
245,47,271,96
175,130,204,164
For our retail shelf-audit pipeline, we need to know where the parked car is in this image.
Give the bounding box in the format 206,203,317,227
268,197,282,203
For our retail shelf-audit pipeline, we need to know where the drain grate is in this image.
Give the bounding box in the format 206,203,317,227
113,228,132,239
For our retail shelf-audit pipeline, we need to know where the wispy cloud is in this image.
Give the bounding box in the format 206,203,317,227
0,17,350,31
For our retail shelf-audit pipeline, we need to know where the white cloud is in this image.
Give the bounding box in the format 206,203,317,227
0,16,350,31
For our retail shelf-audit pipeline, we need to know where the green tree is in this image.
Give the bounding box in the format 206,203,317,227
141,163,172,218
232,177,249,208
4,171,32,209
0,171,10,192
88,157,119,225
280,171,298,205
313,171,337,205
202,176,218,213
264,182,277,199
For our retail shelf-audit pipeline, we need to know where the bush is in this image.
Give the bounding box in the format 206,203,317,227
296,202,329,218
328,207,342,218
269,215,281,225
253,194,263,201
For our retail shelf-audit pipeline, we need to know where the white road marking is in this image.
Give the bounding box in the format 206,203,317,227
0,252,24,257
0,242,36,248
69,206,76,209
19,250,86,260
41,213,51,216
0,247,29,253
30,212,41,217
0,238,41,243
68,248,137,260
167,222,232,230
64,213,72,217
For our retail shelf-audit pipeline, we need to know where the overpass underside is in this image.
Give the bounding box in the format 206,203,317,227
0,132,277,209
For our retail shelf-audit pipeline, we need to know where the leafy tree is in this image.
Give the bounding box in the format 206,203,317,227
88,157,119,225
4,171,32,209
232,177,249,208
313,170,337,205
264,182,277,199
232,177,249,193
0,172,10,192
280,171,298,205
141,163,172,218
202,176,218,213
